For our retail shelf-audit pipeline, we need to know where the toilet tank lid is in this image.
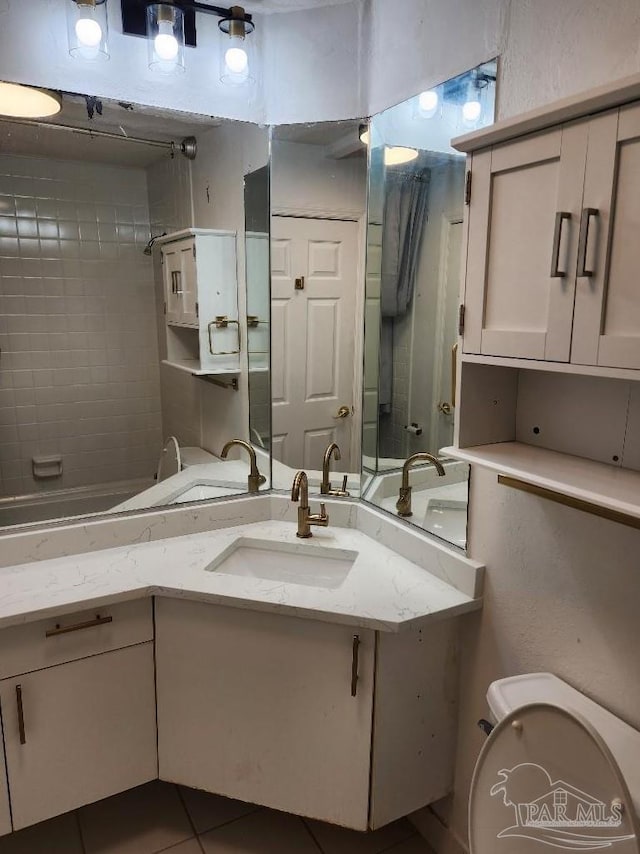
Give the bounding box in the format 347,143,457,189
487,672,640,813
180,447,219,467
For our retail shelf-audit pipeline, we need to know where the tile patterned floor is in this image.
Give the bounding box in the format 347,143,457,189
0,781,435,854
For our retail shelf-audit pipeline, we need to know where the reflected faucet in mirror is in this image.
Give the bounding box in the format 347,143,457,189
220,440,267,494
396,453,446,518
291,471,329,538
320,443,350,497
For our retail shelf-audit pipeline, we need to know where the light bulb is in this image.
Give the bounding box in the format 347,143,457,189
154,23,179,61
225,46,248,74
75,16,102,48
360,127,370,146
462,99,482,123
418,90,438,117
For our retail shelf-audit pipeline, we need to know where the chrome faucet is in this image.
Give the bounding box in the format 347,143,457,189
396,452,446,518
291,470,329,538
220,439,267,494
320,442,350,497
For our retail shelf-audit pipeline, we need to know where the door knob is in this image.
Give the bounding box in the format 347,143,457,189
334,405,351,419
438,402,453,415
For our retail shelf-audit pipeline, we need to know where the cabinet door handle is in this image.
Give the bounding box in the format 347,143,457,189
45,614,112,637
16,684,26,745
577,207,599,277
351,634,360,697
550,211,571,277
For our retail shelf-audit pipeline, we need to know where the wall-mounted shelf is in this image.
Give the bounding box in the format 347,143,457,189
462,353,640,383
443,442,640,528
161,359,240,378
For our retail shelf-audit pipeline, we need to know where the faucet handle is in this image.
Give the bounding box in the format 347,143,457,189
320,502,327,517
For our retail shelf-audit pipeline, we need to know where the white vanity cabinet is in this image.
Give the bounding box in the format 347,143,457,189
0,600,157,831
155,598,459,831
159,229,240,377
0,723,11,837
461,98,640,370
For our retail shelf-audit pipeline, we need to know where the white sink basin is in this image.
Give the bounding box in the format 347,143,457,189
423,498,467,548
205,537,358,589
170,484,247,504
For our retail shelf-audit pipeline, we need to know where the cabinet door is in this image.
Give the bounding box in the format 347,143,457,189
464,123,588,360
0,643,157,830
156,599,374,830
0,720,11,837
572,106,640,368
162,239,197,327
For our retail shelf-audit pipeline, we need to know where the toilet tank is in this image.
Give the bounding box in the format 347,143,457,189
487,672,640,815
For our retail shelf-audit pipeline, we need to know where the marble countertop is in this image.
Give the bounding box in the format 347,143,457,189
0,517,481,634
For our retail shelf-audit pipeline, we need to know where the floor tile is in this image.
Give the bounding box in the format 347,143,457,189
78,780,194,854
306,817,415,854
179,787,258,835
385,836,434,853
0,813,83,854
199,808,320,854
162,841,203,854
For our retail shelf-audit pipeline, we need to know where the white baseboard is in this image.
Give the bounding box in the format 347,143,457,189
410,806,468,854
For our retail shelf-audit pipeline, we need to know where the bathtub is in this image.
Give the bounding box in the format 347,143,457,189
0,478,154,529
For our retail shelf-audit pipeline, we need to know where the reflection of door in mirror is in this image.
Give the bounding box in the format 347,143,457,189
270,123,366,482
271,216,358,470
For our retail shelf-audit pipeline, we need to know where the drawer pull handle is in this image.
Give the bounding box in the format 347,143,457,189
578,207,599,277
351,634,360,697
550,211,571,277
45,614,112,638
16,684,26,745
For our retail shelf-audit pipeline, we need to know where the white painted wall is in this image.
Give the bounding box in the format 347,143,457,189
271,141,366,216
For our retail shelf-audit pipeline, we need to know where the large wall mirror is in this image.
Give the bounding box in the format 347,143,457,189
0,89,270,529
360,61,497,549
269,122,366,495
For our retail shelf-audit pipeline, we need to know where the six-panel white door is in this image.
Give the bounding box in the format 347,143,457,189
156,598,375,830
463,123,589,360
271,216,359,469
0,643,157,830
572,105,640,369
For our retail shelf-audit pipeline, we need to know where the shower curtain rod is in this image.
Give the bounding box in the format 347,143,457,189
0,117,197,159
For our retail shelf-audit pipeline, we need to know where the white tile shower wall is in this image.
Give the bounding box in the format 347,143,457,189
0,155,162,498
146,154,203,450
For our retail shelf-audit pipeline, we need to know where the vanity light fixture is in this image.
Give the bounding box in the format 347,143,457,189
462,69,495,126
0,82,62,118
67,0,110,61
219,6,255,86
147,3,185,73
120,2,255,84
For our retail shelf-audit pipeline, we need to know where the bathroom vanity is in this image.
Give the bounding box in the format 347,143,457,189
0,498,483,837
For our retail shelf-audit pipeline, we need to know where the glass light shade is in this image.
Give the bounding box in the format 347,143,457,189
0,83,62,118
462,98,482,123
384,146,419,166
418,89,439,118
147,4,185,74
220,30,254,86
67,0,109,61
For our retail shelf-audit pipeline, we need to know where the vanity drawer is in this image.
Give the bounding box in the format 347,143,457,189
0,598,153,679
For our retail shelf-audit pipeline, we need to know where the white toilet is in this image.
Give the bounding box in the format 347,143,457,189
157,437,218,482
470,673,640,853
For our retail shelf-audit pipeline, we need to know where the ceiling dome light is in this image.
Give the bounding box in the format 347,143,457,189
0,82,62,119
148,4,185,73
67,0,109,61
384,146,419,166
418,89,439,118
219,6,255,86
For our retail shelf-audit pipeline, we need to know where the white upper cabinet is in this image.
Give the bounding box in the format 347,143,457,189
159,229,240,376
572,104,640,369
460,92,640,372
464,123,588,361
